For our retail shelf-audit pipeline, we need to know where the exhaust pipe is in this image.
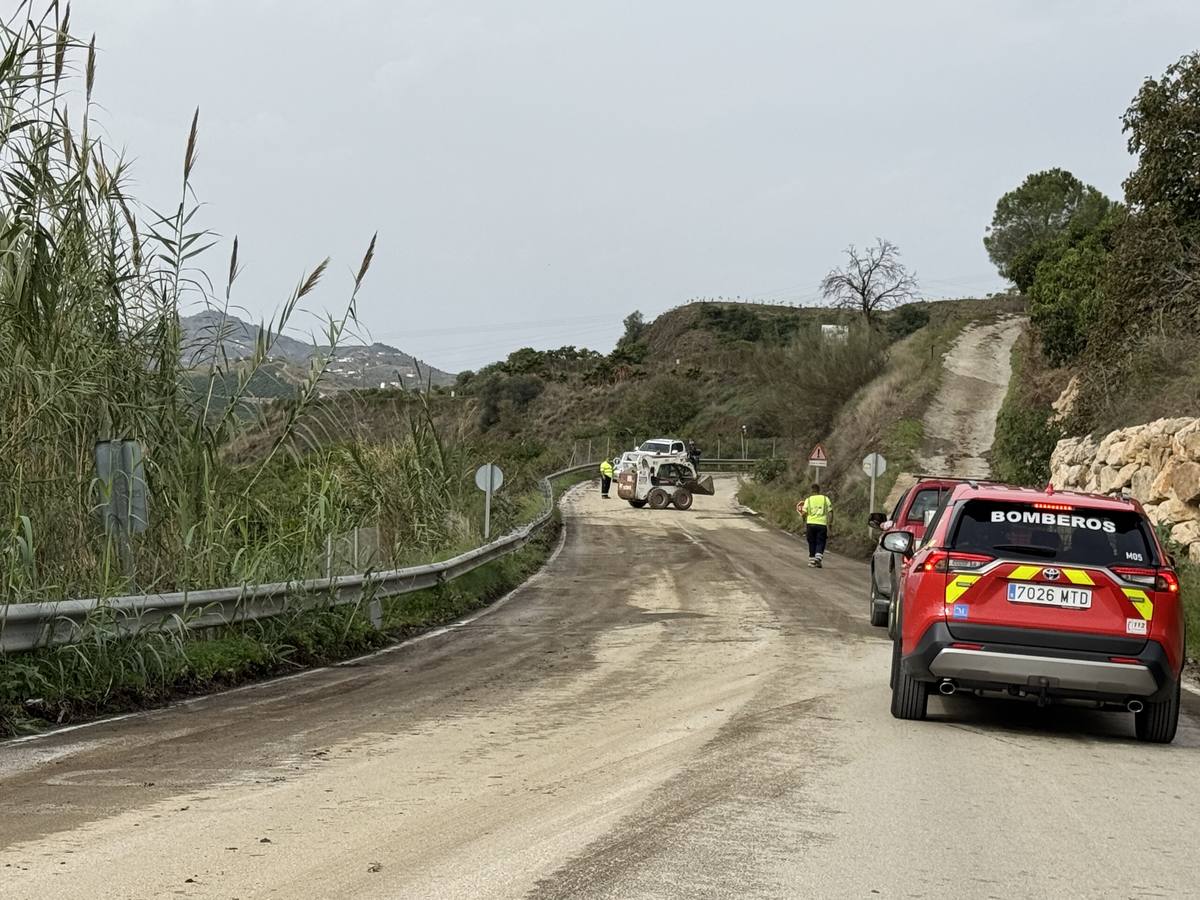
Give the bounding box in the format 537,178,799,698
1126,699,1144,713
938,680,957,696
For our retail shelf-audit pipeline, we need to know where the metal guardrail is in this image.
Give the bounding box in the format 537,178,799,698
696,458,761,470
0,463,598,654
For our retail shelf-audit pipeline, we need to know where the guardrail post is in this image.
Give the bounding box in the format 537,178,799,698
368,597,383,630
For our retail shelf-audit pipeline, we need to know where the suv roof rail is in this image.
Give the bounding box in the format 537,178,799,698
909,474,994,484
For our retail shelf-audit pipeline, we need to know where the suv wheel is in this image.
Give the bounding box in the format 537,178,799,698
890,635,929,720
1135,679,1180,744
868,568,888,627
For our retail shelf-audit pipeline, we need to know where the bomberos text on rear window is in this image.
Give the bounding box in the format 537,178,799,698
949,500,1156,566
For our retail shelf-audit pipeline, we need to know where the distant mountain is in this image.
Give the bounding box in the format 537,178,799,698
180,311,457,389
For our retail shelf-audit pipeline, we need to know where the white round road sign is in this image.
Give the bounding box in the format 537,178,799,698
475,463,504,492
862,453,887,478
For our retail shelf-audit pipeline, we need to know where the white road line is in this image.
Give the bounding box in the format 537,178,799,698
3,484,584,748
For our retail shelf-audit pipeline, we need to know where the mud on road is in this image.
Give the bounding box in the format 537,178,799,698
2,477,1199,899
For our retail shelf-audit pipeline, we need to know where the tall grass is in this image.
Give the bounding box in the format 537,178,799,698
0,2,384,602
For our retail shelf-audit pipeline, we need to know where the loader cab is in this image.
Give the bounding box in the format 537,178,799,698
650,463,692,487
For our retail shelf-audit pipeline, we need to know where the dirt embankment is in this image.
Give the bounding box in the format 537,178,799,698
916,315,1024,479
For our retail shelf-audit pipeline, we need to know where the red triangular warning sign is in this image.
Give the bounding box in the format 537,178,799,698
809,443,827,462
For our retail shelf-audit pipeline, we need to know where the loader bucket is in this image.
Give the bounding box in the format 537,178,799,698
688,475,715,496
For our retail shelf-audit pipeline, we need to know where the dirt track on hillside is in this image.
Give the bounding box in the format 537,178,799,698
3,476,1200,899
919,315,1024,479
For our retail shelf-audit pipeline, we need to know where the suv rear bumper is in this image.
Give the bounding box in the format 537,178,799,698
929,647,1158,695
905,623,1176,702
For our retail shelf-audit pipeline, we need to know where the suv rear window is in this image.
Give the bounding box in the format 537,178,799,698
639,441,671,453
949,500,1156,566
906,488,946,523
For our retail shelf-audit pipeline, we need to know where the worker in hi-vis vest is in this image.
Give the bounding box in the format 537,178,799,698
797,484,832,568
599,459,614,499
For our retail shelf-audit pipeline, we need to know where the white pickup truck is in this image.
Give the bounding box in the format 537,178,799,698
613,438,689,475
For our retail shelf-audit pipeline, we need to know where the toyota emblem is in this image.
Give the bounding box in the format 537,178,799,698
1042,568,1062,581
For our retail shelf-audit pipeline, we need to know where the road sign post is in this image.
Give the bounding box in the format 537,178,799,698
808,443,828,486
862,452,887,536
474,463,505,540
95,440,148,583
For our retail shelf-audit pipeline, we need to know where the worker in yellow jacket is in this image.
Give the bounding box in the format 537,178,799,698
797,484,832,568
599,459,614,499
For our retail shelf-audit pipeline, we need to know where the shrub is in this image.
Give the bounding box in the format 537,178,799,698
695,305,807,345
753,458,787,484
606,374,701,438
1028,232,1109,365
991,402,1062,486
885,303,930,339
477,373,545,430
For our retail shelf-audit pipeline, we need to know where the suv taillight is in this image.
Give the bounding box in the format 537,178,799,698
1111,566,1180,593
924,551,993,574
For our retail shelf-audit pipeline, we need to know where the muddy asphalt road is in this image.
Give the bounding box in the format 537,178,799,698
3,478,1200,899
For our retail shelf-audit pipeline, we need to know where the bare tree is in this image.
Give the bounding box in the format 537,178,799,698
820,239,918,325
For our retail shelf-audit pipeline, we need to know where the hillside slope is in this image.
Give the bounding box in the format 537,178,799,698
230,302,863,466
739,298,1024,557
228,298,1021,520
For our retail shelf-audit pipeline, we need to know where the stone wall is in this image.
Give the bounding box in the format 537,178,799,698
1049,417,1200,562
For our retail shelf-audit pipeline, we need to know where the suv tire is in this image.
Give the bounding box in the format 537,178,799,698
1135,679,1180,744
890,635,929,720
869,568,888,627
647,488,670,510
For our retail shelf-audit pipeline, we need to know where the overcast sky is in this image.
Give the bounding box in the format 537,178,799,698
74,1,1200,371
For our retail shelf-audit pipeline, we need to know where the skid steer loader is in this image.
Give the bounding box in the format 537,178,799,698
616,456,714,510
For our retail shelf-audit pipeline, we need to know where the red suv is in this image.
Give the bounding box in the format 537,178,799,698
868,477,971,630
882,482,1184,742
